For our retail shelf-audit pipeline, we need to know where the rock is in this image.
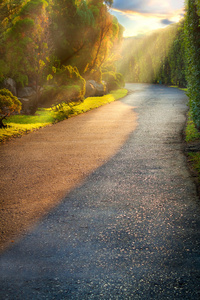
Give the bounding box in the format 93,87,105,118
85,81,96,97
3,78,17,96
17,87,36,99
90,80,105,96
85,80,105,97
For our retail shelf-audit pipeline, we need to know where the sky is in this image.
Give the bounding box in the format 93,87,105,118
110,0,186,37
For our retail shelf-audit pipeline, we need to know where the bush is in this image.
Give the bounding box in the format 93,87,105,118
39,84,84,107
54,65,85,100
41,65,86,107
51,102,75,121
185,0,200,128
0,89,22,128
102,71,125,91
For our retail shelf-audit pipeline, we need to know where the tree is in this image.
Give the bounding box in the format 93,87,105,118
51,0,122,82
117,22,186,86
185,0,200,128
0,0,24,36
51,0,94,72
3,0,52,111
0,88,21,128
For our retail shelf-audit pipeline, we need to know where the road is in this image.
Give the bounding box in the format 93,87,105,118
0,84,200,299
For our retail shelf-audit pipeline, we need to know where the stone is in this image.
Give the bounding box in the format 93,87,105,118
17,87,36,99
3,78,17,96
85,80,105,97
85,81,96,97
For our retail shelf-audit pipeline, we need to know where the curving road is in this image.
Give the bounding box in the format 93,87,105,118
1,84,200,299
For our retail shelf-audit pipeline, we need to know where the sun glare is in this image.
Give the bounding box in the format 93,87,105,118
118,23,179,84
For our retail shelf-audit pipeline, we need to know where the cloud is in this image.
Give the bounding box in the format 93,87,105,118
161,19,174,25
112,0,150,13
112,0,185,15
111,0,185,37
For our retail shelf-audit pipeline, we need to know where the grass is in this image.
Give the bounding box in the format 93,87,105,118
0,88,128,143
188,152,200,181
185,109,200,182
1,109,55,142
185,111,200,143
172,85,200,183
171,86,187,92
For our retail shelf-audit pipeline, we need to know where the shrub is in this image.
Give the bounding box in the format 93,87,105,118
39,84,84,107
54,65,86,100
0,89,22,128
102,71,125,91
51,102,75,121
41,65,86,107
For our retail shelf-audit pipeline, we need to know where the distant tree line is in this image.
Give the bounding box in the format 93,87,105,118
117,21,186,87
118,0,200,128
0,0,124,112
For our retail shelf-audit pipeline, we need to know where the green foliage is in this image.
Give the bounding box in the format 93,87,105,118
51,88,127,120
0,108,55,141
0,0,123,115
188,152,200,182
2,0,51,90
6,18,34,38
51,102,76,122
118,22,186,87
184,0,200,128
102,71,125,91
185,110,200,142
0,60,9,82
51,0,122,77
41,65,86,105
0,0,24,35
0,88,22,127
19,0,47,17
0,88,127,142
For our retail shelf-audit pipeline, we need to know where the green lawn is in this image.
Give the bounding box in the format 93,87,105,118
0,89,128,142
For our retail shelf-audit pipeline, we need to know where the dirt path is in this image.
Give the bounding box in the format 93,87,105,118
0,101,137,252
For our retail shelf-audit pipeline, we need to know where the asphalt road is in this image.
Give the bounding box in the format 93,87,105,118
1,83,200,299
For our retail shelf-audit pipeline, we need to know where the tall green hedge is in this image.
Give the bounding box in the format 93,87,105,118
185,0,200,128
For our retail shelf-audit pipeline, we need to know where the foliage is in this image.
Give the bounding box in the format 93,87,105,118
184,0,200,128
118,22,186,87
188,152,200,182
40,65,86,106
51,0,123,80
0,0,124,115
0,0,24,37
3,0,51,89
0,88,22,128
49,88,128,120
102,71,125,91
185,110,200,142
1,88,127,142
0,108,55,141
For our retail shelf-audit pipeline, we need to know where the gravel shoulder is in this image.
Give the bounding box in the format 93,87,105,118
0,101,137,252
